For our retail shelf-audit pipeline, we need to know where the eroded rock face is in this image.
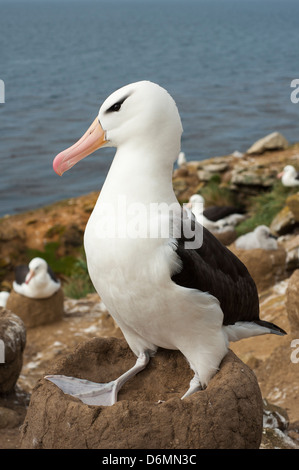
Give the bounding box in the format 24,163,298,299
286,269,299,332
0,308,26,394
21,337,263,449
6,289,64,329
229,246,287,292
286,193,299,221
212,228,237,246
270,193,299,236
230,166,277,188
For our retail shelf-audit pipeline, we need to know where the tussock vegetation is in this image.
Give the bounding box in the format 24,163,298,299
235,183,298,236
200,174,237,208
63,256,96,299
193,176,298,237
26,243,95,299
26,242,77,276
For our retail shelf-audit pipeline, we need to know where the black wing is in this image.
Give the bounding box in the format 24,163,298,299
47,265,59,283
171,215,285,334
14,265,29,285
171,224,259,325
203,205,244,222
296,172,299,181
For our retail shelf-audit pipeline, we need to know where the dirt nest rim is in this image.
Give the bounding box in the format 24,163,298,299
20,337,263,449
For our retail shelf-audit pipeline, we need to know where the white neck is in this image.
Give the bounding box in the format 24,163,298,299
33,271,48,286
98,143,178,206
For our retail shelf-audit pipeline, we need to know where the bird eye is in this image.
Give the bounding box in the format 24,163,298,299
105,94,131,114
113,103,121,111
107,101,122,113
112,102,122,112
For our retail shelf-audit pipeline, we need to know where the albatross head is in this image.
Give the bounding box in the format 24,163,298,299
25,257,48,284
186,194,205,211
254,225,277,242
53,81,183,176
277,165,296,179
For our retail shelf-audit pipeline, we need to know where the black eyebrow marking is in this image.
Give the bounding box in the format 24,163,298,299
105,93,131,113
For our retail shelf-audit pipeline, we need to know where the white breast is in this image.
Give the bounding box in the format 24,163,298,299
84,196,224,358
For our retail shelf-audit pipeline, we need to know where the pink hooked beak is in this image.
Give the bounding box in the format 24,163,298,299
25,270,35,284
53,118,107,176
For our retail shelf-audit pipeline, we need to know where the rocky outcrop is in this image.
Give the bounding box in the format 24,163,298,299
246,132,289,155
0,406,22,429
271,193,299,235
20,337,263,449
261,399,298,449
212,228,238,246
6,289,64,329
287,193,299,220
0,308,26,394
230,165,278,188
278,234,299,272
285,269,299,332
271,207,297,236
229,246,287,292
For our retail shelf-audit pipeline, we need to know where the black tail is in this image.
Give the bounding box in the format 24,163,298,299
254,320,287,336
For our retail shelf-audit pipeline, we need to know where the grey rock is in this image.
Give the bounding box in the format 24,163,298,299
247,132,288,155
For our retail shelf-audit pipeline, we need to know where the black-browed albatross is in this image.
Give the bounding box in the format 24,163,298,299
46,81,286,406
187,194,245,231
13,257,61,299
235,225,278,251
277,165,299,187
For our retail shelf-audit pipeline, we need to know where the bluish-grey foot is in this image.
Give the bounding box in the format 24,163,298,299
45,352,150,406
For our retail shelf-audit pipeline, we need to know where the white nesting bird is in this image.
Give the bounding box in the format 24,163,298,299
177,151,187,167
187,194,245,231
277,165,299,187
235,225,278,251
0,291,9,308
47,81,285,406
13,257,61,299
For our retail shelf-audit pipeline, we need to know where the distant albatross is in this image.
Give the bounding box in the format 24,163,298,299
235,225,278,251
177,151,187,167
187,194,245,231
13,257,60,299
47,81,286,406
277,165,299,187
0,291,9,308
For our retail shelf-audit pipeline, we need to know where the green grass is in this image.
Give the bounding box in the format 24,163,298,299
26,242,95,298
198,174,240,208
63,256,96,299
196,175,298,236
235,182,298,236
26,242,77,276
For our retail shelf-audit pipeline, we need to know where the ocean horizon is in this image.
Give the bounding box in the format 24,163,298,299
0,0,298,216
